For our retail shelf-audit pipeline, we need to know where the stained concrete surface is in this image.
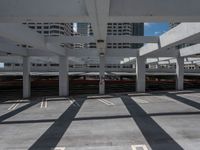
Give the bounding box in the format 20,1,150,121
0,90,200,150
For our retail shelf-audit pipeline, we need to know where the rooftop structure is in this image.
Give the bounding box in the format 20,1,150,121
1,1,200,150
0,0,200,97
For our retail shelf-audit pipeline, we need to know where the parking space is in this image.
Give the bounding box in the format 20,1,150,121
0,91,200,149
0,99,29,116
131,95,200,114
176,93,200,104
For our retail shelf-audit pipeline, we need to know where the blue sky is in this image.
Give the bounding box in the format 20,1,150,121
144,23,169,36
0,63,4,68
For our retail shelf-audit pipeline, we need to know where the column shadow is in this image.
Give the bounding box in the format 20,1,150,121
166,93,200,110
28,98,85,150
0,100,40,123
1,111,200,125
121,96,183,150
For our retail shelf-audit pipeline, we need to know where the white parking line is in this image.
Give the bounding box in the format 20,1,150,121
53,147,65,150
40,98,48,108
5,99,29,103
44,100,48,108
68,97,80,107
40,100,44,108
98,98,115,106
131,145,148,150
69,100,75,106
8,104,17,110
8,100,21,110
69,99,80,107
134,99,149,104
12,102,20,110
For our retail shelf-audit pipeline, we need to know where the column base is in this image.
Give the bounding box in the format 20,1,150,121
99,80,105,95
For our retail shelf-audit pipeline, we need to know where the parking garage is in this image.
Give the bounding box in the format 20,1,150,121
0,0,200,149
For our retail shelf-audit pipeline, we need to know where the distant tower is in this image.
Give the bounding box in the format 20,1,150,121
23,22,73,36
75,22,144,49
76,23,93,36
107,23,144,49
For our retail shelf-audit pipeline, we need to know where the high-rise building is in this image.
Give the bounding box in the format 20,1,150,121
24,22,144,49
73,23,94,48
107,23,144,49
75,23,144,49
20,23,74,49
76,23,93,36
23,22,73,36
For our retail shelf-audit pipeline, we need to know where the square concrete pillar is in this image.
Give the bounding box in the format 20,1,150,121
23,56,31,98
59,56,69,96
99,55,105,94
176,57,184,90
136,57,146,92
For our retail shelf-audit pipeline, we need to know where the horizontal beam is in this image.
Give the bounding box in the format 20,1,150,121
0,0,89,23
107,36,159,43
46,36,96,44
187,57,200,61
0,56,22,63
110,0,200,22
0,55,133,64
109,16,200,23
158,61,170,65
68,48,139,57
107,49,138,57
46,35,158,45
0,23,46,48
68,48,98,57
0,42,59,57
0,36,141,58
140,23,200,56
0,23,66,55
1,48,138,58
0,37,60,56
28,49,55,56
0,42,28,56
140,43,159,56
1,0,200,23
146,57,173,64
146,49,179,57
180,44,200,57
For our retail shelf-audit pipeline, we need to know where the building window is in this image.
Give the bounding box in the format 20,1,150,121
15,64,20,67
50,64,59,67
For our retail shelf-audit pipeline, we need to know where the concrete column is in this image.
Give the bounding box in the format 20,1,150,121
136,56,146,92
176,57,184,90
155,62,159,69
99,55,105,94
59,56,69,96
23,56,31,98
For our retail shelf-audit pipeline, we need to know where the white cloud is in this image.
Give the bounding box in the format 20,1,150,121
144,23,153,27
154,31,161,35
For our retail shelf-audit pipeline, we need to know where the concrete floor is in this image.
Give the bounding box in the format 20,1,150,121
0,90,200,150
